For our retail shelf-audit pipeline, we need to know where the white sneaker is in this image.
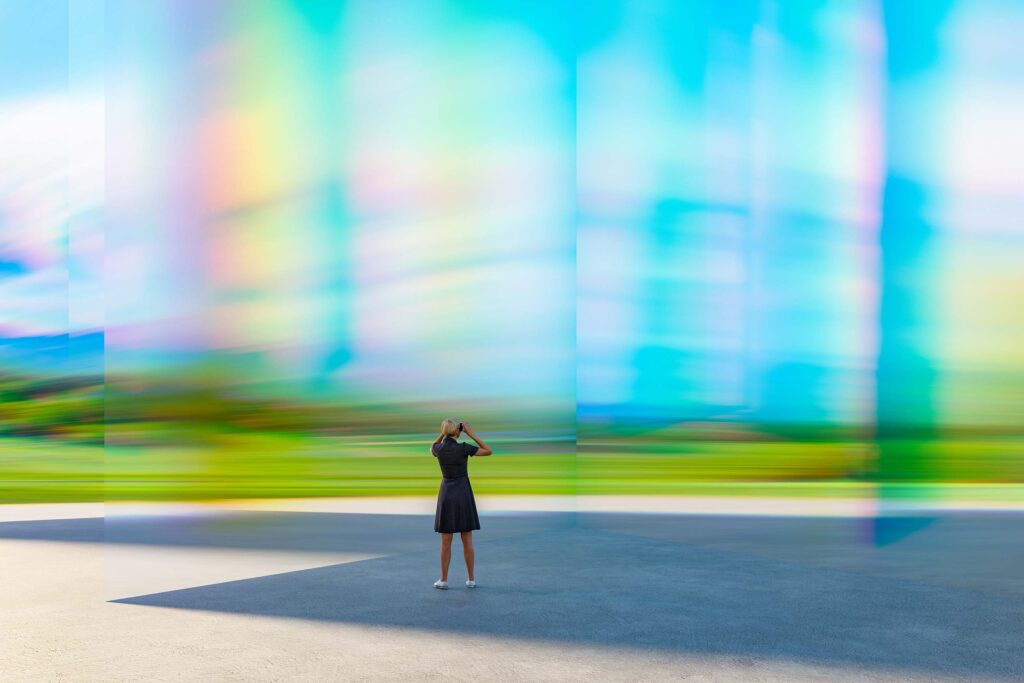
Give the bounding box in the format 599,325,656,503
465,580,476,589
433,579,448,590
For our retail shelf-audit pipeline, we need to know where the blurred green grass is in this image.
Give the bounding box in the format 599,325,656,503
0,434,575,502
3,433,1023,503
4,371,1021,503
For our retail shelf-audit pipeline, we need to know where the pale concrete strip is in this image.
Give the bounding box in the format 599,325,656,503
104,494,1024,519
208,495,870,517
223,492,1024,516
105,501,245,518
4,491,1024,526
578,495,873,516
579,495,1024,515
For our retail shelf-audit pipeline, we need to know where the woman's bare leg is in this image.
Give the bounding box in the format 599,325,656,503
460,531,475,581
440,533,453,581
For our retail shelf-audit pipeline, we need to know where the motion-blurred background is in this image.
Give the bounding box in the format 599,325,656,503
2,0,1022,505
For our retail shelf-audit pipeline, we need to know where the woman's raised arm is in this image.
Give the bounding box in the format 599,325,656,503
462,423,492,457
430,432,445,455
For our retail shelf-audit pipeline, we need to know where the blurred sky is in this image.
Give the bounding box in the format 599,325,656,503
0,0,104,357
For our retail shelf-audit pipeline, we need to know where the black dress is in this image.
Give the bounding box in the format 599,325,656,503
432,436,481,533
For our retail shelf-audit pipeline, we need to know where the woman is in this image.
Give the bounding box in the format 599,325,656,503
430,418,492,589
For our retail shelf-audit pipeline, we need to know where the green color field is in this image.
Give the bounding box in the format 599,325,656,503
3,432,1023,503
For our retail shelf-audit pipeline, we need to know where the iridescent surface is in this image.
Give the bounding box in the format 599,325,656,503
1,1,1022,506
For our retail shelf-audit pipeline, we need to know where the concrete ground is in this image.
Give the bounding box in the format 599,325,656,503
2,497,1023,682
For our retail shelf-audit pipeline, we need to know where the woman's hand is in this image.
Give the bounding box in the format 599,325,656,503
461,423,492,456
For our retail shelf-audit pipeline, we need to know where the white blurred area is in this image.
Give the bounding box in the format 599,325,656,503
0,93,102,336
0,0,104,339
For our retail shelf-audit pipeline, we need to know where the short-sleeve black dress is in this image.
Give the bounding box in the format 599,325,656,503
432,436,481,533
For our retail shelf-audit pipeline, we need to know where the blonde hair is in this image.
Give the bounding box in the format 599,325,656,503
441,418,461,437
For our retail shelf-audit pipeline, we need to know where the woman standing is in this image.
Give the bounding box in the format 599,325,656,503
430,419,492,589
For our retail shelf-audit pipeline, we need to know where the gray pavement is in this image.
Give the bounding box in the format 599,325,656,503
2,505,1023,681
